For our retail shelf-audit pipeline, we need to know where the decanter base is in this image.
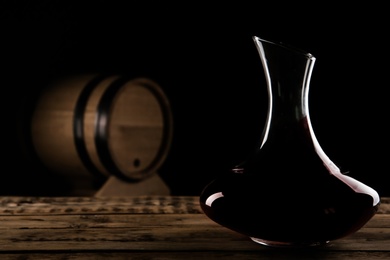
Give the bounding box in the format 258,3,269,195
250,237,330,248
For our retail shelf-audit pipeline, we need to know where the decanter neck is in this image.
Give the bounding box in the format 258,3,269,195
255,37,315,122
253,36,340,175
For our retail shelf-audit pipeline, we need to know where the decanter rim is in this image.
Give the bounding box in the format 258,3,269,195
253,36,315,60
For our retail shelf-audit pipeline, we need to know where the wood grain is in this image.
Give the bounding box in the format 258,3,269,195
0,196,201,215
0,196,388,259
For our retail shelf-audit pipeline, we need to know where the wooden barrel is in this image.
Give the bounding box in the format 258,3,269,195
31,74,173,182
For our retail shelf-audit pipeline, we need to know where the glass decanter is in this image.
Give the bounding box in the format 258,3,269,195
199,36,380,247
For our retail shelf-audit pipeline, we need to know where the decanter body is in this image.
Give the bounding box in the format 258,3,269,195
199,36,380,247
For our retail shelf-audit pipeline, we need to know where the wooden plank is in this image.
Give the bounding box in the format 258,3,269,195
0,196,388,256
0,214,388,252
0,196,202,215
0,251,389,260
0,213,387,230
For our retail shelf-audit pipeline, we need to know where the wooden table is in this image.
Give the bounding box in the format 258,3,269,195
0,196,388,259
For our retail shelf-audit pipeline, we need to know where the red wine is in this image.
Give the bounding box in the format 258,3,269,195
200,170,379,246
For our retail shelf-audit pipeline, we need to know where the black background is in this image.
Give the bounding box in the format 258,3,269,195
1,1,389,196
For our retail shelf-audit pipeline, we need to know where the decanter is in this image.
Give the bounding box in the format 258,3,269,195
199,36,380,247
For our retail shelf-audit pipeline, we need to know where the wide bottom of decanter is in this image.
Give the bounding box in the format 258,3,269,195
250,237,330,248
199,172,380,249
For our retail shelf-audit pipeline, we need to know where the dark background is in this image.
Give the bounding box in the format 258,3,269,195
1,1,389,196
